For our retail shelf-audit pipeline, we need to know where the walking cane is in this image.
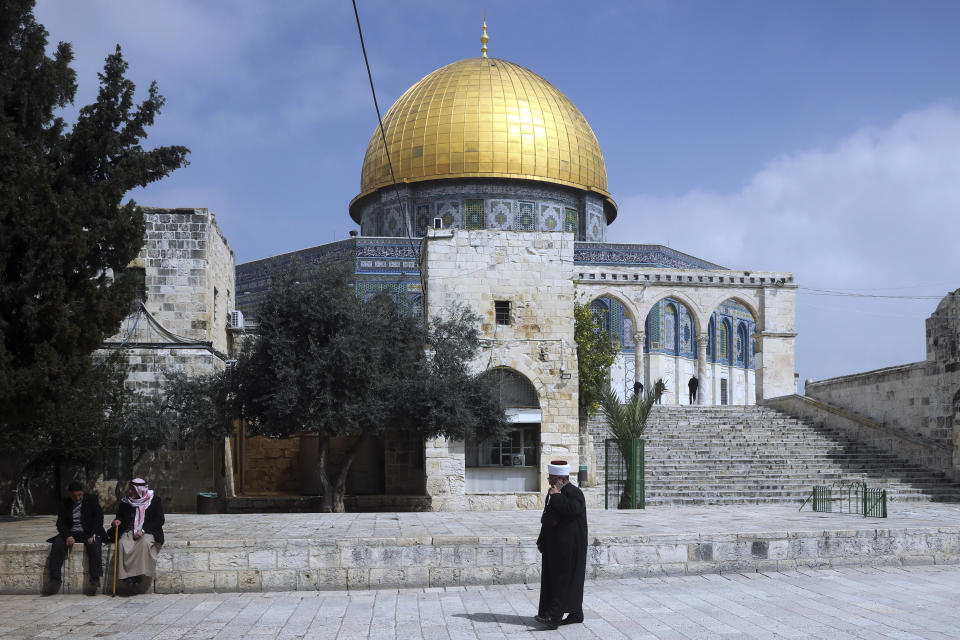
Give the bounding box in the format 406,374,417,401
111,526,119,597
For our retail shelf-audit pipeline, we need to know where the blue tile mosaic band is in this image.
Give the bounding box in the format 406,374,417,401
574,243,725,269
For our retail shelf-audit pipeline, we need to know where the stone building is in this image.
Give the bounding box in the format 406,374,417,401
234,39,799,509
94,207,237,511
786,289,960,481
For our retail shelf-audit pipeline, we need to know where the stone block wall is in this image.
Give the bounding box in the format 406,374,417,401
805,362,950,446
119,207,235,353
422,229,579,509
241,435,302,495
802,288,960,478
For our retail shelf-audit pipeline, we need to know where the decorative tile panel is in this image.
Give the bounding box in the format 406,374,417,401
465,199,484,230
574,243,725,269
539,203,561,232
415,203,431,236
564,207,577,233
436,200,461,229
488,200,513,230
383,205,404,236
515,201,536,231
586,208,604,242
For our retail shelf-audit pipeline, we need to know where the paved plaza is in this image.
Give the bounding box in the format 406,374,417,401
0,564,958,639
4,502,960,544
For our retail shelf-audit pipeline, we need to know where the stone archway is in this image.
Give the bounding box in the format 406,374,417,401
465,367,541,492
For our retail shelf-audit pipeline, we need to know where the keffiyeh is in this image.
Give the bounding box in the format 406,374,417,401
121,478,154,534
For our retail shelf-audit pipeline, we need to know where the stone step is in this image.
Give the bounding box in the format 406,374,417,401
591,404,960,507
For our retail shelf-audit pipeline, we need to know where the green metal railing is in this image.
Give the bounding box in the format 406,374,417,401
800,481,887,518
604,438,644,509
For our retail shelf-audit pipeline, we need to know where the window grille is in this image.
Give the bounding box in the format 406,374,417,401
720,378,728,405
466,426,538,467
495,300,511,325
466,199,484,229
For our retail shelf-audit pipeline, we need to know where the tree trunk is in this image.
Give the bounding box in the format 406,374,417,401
314,434,370,513
317,437,333,513
10,472,31,517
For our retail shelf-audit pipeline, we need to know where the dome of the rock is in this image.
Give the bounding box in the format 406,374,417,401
350,57,615,223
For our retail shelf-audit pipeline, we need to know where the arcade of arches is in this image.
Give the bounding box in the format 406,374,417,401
589,295,760,405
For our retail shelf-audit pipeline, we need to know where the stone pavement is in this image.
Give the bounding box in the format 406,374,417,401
3,504,960,594
4,502,960,543
1,564,959,639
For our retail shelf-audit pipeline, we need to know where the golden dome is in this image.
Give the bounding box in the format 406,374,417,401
351,57,615,221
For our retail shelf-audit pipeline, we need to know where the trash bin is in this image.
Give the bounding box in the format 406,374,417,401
578,464,589,488
196,492,218,514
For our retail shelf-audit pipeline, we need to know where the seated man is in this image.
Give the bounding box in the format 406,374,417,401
107,477,164,589
44,481,106,595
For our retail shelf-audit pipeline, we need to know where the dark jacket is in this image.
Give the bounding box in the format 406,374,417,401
107,496,165,546
537,482,588,619
46,494,107,543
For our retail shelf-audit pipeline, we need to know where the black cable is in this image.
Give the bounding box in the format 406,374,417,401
351,0,427,310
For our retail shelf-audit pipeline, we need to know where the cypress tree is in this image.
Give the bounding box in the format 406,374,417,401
0,0,188,438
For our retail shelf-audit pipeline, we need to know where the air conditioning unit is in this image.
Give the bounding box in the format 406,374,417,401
227,310,244,330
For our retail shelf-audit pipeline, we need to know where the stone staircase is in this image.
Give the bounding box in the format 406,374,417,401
604,405,960,506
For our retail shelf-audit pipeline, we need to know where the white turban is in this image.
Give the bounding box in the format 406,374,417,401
547,460,571,476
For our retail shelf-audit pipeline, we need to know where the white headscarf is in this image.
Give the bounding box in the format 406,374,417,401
121,478,154,534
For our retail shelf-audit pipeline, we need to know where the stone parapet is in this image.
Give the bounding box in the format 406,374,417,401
764,394,957,482
3,519,958,595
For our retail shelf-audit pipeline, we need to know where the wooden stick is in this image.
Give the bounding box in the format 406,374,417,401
112,526,119,597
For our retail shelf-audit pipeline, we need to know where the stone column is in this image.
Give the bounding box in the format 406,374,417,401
633,331,645,397
697,332,709,405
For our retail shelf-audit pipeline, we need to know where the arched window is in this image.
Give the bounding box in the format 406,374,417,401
679,307,692,355
483,367,539,408
719,319,730,363
590,298,610,334
663,303,677,355
645,303,660,350
736,322,747,367
707,315,716,361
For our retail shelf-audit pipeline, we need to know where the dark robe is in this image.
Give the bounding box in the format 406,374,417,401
536,482,588,622
106,496,165,545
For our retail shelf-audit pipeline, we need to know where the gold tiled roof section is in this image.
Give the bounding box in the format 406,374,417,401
357,57,610,202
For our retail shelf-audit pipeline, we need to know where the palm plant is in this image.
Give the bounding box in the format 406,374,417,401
599,385,656,508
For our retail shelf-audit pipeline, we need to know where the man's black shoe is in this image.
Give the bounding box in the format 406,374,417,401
42,579,61,596
560,613,584,625
536,616,559,630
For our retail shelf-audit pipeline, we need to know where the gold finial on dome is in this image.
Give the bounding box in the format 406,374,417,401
480,13,489,58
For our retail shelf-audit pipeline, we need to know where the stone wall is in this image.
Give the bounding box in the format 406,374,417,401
805,362,948,446
423,229,579,509
4,515,959,594
803,288,960,476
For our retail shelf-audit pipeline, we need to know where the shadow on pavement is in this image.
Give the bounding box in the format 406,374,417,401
452,612,538,627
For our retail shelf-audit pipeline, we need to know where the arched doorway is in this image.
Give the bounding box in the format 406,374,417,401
465,368,541,492
708,299,757,405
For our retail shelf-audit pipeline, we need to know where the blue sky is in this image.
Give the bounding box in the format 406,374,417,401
36,1,960,385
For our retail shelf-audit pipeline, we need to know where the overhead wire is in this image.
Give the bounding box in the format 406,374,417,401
351,0,427,310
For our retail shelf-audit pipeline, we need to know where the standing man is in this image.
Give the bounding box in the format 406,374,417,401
44,482,106,595
688,376,699,404
535,460,588,629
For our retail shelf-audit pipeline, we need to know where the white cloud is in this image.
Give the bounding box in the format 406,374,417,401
612,106,960,383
